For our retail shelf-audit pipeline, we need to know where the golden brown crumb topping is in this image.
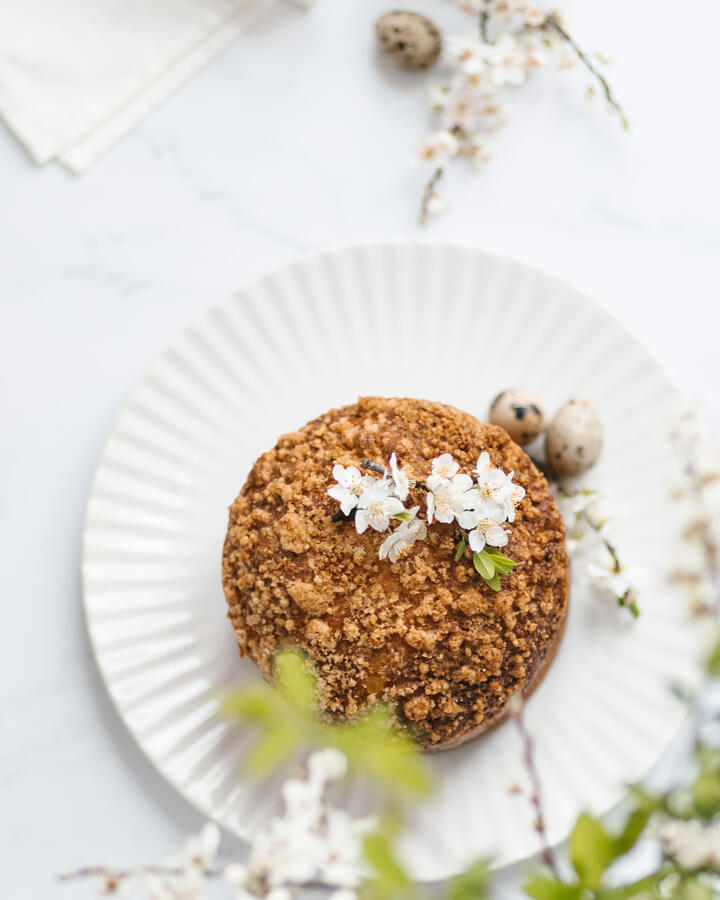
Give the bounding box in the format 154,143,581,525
222,397,569,749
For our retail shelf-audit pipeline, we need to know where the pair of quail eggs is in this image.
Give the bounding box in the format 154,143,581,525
488,387,603,477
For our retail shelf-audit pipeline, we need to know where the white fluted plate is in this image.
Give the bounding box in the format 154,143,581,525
83,241,705,881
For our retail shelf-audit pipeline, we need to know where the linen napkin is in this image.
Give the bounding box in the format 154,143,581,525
0,0,289,173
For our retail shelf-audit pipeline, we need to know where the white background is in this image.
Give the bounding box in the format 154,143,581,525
1,0,719,896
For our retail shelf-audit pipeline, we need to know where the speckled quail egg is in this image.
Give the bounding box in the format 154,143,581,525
375,11,442,71
488,387,546,446
545,398,603,477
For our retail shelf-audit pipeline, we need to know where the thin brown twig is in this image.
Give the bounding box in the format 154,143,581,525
514,710,560,877
361,458,427,490
541,14,629,130
418,166,444,226
59,865,337,895
362,459,389,477
58,864,221,882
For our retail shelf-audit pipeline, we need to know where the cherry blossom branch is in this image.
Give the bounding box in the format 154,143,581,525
58,865,220,883
59,865,338,896
513,708,560,877
540,14,629,130
576,505,639,618
417,3,628,222
670,418,720,617
554,484,640,618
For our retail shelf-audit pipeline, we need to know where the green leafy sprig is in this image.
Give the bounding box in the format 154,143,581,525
220,648,432,799
455,531,518,591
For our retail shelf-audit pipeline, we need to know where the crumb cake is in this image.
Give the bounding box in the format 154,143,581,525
222,397,569,750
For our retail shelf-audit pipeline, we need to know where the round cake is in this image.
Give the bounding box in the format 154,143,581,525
222,397,569,750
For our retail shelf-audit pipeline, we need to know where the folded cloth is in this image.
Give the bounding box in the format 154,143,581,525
0,0,278,173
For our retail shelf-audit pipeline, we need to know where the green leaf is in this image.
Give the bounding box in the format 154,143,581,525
612,798,655,856
473,551,495,579
455,534,467,562
707,635,720,677
273,648,317,714
618,591,640,619
693,759,720,820
483,572,501,591
569,813,616,889
363,816,411,900
524,875,582,900
674,877,714,900
597,873,658,900
333,706,433,798
243,725,301,776
219,684,283,723
484,548,518,571
483,549,518,576
394,510,413,522
447,859,491,900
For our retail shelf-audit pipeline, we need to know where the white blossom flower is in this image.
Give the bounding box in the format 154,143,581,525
586,560,634,599
426,472,474,524
355,480,405,534
388,452,410,501
244,750,372,893
471,452,525,521
464,136,494,168
431,453,460,479
327,465,373,516
308,746,347,784
417,130,460,166
182,823,220,873
379,508,427,562
317,809,373,887
486,33,529,87
222,863,248,887
458,501,509,552
424,191,448,216
479,99,511,130
473,452,512,505
442,93,481,131
655,817,720,871
454,0,487,11
482,0,545,31
447,34,488,74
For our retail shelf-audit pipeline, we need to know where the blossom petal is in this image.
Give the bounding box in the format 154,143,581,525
457,509,480,529
369,512,390,532
355,509,370,534
383,497,405,517
485,525,509,547
468,529,486,553
452,473,473,492
426,492,435,524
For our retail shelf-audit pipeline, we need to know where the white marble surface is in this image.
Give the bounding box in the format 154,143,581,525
1,0,719,896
